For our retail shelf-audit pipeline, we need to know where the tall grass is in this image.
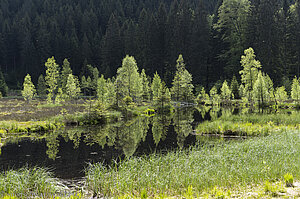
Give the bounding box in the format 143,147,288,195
86,131,300,197
0,167,67,198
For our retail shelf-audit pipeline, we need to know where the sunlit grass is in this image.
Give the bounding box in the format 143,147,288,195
86,131,300,197
0,167,68,198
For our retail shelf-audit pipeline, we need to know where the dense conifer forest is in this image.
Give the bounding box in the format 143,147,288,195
0,0,299,90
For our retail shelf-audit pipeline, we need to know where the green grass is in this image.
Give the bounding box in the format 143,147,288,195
0,120,64,135
196,120,299,136
218,111,300,126
85,131,300,198
0,167,68,198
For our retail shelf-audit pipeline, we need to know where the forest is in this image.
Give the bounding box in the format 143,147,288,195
1,0,300,198
0,0,299,91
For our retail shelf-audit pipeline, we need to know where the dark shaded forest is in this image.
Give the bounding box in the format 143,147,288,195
0,0,299,89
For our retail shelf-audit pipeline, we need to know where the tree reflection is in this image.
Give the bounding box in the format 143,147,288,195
152,112,172,146
173,107,194,149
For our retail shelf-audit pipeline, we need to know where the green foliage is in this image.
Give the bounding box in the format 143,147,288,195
105,78,116,107
37,74,47,97
230,75,240,99
214,0,250,76
253,71,268,105
291,76,300,102
220,80,232,101
21,74,36,102
140,69,150,101
151,72,171,108
196,87,209,104
66,74,81,100
45,57,60,104
0,69,8,97
264,181,285,197
60,58,72,92
171,54,194,102
284,173,294,187
275,86,288,102
151,72,162,101
239,48,262,102
96,74,107,104
209,86,220,104
55,88,65,104
117,55,143,102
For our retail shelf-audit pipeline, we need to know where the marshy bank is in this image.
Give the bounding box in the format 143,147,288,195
1,100,300,198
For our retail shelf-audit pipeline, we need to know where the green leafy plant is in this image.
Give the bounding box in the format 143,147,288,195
284,173,294,187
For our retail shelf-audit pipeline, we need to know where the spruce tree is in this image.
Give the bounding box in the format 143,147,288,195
22,74,36,102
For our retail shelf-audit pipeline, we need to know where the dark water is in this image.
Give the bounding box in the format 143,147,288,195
0,106,231,179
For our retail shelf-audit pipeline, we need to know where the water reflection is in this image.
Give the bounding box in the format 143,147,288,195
0,106,242,178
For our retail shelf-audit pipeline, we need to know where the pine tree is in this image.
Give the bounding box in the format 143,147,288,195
171,54,194,102
0,69,8,96
37,74,47,97
66,74,81,101
291,76,300,102
45,57,59,104
22,74,36,102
